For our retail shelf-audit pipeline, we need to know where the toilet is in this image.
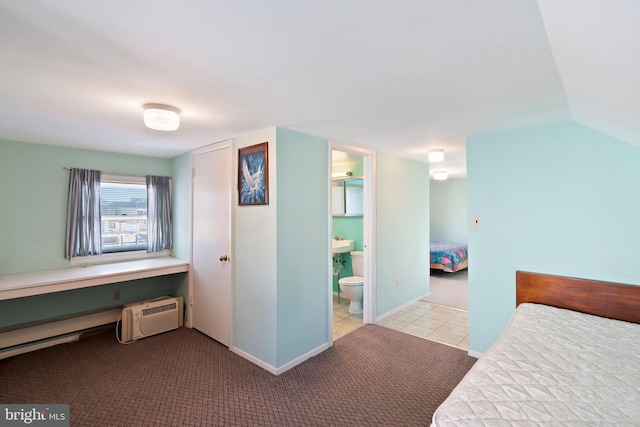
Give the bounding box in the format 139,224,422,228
338,251,364,314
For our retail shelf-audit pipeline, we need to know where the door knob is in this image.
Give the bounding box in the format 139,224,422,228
219,255,228,262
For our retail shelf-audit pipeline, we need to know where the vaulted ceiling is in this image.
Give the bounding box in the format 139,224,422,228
1,1,638,178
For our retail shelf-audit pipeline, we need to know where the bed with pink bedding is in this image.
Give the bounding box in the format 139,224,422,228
430,243,468,273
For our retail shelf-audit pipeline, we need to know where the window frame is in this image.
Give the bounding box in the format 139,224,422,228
69,174,170,267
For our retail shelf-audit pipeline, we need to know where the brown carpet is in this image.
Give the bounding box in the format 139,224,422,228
0,325,476,426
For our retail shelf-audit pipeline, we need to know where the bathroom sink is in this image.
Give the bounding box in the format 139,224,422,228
332,239,354,254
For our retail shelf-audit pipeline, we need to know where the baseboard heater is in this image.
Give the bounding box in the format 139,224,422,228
0,296,185,359
120,296,184,343
0,306,122,360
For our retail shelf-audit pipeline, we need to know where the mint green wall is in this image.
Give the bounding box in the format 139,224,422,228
171,152,191,262
170,152,192,302
467,122,640,353
233,128,278,366
0,139,173,274
233,128,330,369
332,217,364,250
331,160,364,292
331,216,363,292
430,178,467,244
375,153,430,315
275,128,329,366
0,139,178,329
0,278,172,328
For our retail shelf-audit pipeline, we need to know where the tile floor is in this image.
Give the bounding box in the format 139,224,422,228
332,294,469,351
332,294,363,340
376,300,469,350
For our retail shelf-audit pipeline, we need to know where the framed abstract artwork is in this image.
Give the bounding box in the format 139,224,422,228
238,142,269,206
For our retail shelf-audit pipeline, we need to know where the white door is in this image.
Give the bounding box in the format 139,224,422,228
191,141,232,346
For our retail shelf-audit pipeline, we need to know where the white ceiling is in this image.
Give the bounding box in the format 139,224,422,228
1,1,638,178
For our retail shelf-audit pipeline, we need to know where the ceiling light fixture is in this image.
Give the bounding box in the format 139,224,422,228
143,103,180,131
428,149,444,162
433,171,448,181
331,171,353,179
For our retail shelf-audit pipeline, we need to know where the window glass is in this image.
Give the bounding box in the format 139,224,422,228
100,179,147,253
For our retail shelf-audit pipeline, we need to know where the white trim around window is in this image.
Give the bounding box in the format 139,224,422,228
69,249,171,267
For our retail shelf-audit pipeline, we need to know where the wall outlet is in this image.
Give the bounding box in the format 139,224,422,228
396,276,401,286
113,289,121,300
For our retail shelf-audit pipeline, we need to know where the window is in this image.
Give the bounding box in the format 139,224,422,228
66,170,171,265
100,176,147,253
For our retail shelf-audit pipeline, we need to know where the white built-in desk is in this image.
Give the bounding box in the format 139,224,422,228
0,257,189,301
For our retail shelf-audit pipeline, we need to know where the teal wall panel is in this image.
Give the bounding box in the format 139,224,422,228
430,178,467,244
331,216,363,292
0,139,177,329
171,151,191,262
0,277,173,328
375,152,430,316
0,139,172,275
233,128,278,366
467,122,640,353
170,151,192,304
275,128,329,367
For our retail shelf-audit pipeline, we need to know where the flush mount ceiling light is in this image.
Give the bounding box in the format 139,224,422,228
143,103,180,131
433,171,448,181
428,149,445,162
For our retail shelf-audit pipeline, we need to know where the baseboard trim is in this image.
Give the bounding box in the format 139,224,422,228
230,341,332,376
374,292,430,323
230,346,278,375
468,350,483,359
274,342,331,375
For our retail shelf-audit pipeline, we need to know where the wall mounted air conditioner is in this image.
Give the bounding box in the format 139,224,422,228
121,296,184,343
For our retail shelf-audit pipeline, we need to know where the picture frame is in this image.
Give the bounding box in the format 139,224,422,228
238,142,269,206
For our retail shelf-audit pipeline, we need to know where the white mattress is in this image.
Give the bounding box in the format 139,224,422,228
432,303,640,426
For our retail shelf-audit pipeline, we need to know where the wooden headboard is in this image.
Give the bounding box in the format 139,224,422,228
516,271,640,323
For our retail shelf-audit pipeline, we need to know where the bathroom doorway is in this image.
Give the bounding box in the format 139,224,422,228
329,145,376,341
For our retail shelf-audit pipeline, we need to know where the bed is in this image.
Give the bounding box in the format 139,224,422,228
431,271,640,426
430,243,468,272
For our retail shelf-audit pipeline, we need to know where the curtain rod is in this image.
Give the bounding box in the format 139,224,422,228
62,167,165,180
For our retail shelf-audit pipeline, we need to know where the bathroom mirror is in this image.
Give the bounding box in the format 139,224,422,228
332,178,363,216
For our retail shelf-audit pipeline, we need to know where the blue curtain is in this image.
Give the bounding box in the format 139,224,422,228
146,175,173,253
65,168,102,258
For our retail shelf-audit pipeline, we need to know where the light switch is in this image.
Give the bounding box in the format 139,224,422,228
472,215,482,228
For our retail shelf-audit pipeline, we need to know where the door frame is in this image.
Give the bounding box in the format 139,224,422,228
329,143,376,337
188,139,234,346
